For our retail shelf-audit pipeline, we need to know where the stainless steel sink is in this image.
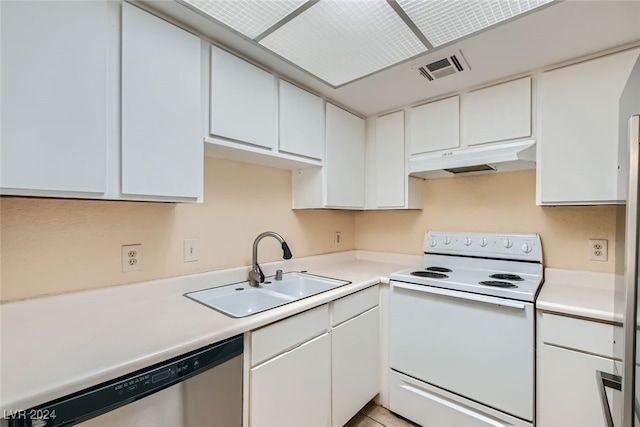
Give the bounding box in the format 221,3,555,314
185,272,350,318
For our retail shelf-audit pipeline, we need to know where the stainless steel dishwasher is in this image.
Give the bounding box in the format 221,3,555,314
4,335,242,427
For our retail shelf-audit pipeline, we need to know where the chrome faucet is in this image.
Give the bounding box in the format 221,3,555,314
249,232,293,287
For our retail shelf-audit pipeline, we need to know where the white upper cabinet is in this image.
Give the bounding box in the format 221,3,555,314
325,104,366,208
371,112,423,210
537,49,640,205
1,2,202,202
292,103,365,209
121,3,202,199
279,80,324,160
461,77,531,146
209,46,277,149
409,96,460,155
1,1,108,195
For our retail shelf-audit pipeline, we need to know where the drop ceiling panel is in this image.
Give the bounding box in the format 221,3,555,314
182,0,307,39
397,0,554,47
259,0,427,86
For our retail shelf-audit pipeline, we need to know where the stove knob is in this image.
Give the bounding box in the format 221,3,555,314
443,236,451,245
521,243,532,253
478,238,488,247
429,239,437,248
464,237,472,246
502,238,513,248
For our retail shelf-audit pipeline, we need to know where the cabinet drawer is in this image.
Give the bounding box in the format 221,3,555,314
251,304,328,366
332,285,379,326
540,312,618,359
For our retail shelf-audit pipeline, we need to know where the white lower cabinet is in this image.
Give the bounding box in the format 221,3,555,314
537,312,622,427
332,305,380,426
246,285,380,427
251,333,331,427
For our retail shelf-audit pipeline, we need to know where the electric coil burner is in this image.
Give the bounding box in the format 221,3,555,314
479,280,518,288
410,271,449,279
389,231,544,427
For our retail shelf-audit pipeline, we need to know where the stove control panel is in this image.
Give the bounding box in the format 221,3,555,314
424,231,542,262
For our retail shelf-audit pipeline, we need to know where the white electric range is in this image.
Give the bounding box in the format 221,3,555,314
389,231,544,427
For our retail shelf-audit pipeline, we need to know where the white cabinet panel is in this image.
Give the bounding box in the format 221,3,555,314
409,96,459,155
121,3,202,198
375,112,406,208
325,104,365,208
210,46,277,149
332,307,380,427
461,77,531,146
250,304,328,366
279,80,324,159
537,344,619,427
1,1,108,194
250,333,331,427
537,312,622,427
537,49,640,205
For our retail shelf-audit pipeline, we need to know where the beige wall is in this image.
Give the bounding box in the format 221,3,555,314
0,157,356,302
356,170,617,273
1,165,618,302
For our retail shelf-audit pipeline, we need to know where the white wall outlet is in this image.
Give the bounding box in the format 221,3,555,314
589,239,608,261
334,231,342,246
122,244,142,272
184,239,200,262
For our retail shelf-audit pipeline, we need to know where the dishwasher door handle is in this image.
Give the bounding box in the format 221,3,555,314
596,370,622,427
392,281,527,310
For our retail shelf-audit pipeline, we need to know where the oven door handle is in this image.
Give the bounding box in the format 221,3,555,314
392,281,527,310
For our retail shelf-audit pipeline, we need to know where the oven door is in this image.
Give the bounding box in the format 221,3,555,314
390,281,534,421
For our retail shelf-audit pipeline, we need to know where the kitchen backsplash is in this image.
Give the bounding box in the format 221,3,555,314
356,169,617,273
1,163,615,302
0,157,356,302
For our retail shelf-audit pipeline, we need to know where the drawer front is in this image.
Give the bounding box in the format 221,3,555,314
540,312,618,359
332,284,379,326
390,371,530,427
251,304,328,366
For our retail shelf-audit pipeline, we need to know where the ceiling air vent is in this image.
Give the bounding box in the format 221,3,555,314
414,51,469,81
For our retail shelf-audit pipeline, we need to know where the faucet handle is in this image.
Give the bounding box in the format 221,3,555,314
275,269,283,280
256,263,265,283
281,242,292,260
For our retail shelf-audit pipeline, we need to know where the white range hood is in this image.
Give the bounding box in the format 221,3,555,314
409,140,536,179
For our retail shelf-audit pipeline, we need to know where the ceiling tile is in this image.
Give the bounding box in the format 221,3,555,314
182,0,307,39
259,0,427,86
397,0,554,47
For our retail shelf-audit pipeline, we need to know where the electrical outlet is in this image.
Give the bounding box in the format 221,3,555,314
334,231,342,246
589,239,608,261
184,239,200,262
122,244,142,272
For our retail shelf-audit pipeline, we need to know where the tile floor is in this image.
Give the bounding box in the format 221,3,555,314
344,401,419,427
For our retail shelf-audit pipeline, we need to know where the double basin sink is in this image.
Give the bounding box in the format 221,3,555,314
185,272,351,318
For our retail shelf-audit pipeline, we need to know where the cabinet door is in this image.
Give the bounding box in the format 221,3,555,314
332,307,380,427
250,333,331,427
409,96,459,155
210,46,277,149
325,104,365,208
279,80,324,159
121,3,202,199
375,112,406,208
461,77,531,146
1,1,108,194
537,49,640,204
537,344,619,427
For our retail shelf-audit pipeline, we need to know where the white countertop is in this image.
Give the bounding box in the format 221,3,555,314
536,268,622,324
0,250,419,412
